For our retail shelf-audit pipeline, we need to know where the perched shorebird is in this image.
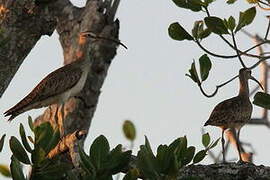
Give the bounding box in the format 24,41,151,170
204,68,263,163
4,31,126,121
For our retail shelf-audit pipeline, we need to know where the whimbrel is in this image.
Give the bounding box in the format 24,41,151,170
4,31,124,121
204,68,263,163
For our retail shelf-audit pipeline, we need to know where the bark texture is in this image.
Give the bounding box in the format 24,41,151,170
178,163,270,180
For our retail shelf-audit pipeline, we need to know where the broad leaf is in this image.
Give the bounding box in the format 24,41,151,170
182,146,195,165
9,136,31,164
253,92,270,109
123,120,136,141
228,16,236,31
168,22,194,41
202,133,211,147
172,0,202,12
10,156,26,180
90,135,110,170
235,7,256,33
19,123,32,153
28,116,34,131
186,61,200,83
209,138,220,149
205,16,229,35
199,54,212,81
193,150,207,164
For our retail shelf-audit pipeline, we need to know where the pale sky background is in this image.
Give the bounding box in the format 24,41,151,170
1,0,270,178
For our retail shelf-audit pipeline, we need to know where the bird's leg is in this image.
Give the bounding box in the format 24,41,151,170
59,103,65,135
236,128,244,163
221,128,226,163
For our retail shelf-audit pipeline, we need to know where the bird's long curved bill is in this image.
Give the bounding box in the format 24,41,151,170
250,76,264,90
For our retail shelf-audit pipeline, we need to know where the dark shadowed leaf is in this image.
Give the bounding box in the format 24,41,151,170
28,116,34,131
228,16,236,31
253,92,270,109
31,147,46,164
0,164,11,177
104,144,132,174
172,0,202,12
227,0,237,4
0,134,6,152
202,133,211,147
9,136,30,164
34,122,54,153
193,150,207,164
199,54,212,81
204,16,229,34
90,135,110,170
235,7,256,33
182,146,195,165
79,146,95,175
209,138,220,149
186,61,200,83
19,124,32,153
123,168,140,180
10,156,26,180
123,120,136,141
168,22,194,41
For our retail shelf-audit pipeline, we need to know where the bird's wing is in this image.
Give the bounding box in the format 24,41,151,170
206,97,242,126
4,63,83,117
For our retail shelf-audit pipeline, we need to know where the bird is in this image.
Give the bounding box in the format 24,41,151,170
204,68,263,163
4,31,126,121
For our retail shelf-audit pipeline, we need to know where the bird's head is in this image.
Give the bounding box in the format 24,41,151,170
79,31,128,49
78,31,97,45
239,68,263,90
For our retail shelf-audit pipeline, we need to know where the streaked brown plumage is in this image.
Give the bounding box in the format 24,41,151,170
204,68,262,163
4,32,93,121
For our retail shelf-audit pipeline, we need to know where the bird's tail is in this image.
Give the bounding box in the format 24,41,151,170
4,98,30,121
204,120,210,126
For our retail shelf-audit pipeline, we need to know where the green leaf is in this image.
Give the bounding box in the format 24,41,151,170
199,28,211,40
235,7,256,33
31,147,46,164
192,21,202,39
226,0,237,4
28,116,34,131
34,122,54,153
9,136,31,164
168,22,194,41
228,16,236,31
35,162,73,178
209,138,220,149
172,0,202,12
0,164,11,177
10,156,26,180
19,124,32,153
90,135,110,170
156,145,169,173
123,120,136,141
104,144,132,174
123,168,140,180
46,129,60,153
186,61,200,83
182,146,195,165
204,16,229,35
253,92,270,109
202,133,211,147
136,146,159,179
79,146,95,175
199,54,212,81
0,134,6,152
193,150,207,164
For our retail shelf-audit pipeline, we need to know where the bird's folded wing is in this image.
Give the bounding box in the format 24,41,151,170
30,65,83,103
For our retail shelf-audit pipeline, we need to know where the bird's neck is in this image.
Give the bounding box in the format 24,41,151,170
238,76,249,97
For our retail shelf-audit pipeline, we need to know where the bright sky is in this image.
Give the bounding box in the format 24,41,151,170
1,1,270,178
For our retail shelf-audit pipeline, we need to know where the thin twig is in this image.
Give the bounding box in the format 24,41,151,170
198,75,239,98
231,32,246,68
